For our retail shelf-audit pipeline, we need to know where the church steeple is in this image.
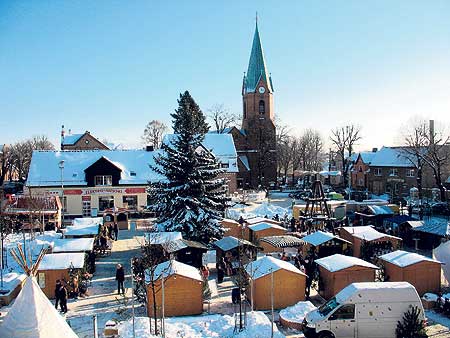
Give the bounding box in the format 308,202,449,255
243,20,273,94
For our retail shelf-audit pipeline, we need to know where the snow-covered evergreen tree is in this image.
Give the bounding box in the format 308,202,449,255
150,91,228,243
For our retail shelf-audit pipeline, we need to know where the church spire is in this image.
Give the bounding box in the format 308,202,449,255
244,18,273,94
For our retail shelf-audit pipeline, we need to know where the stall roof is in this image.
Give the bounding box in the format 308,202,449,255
64,223,99,237
384,215,417,226
413,219,450,237
315,254,379,272
248,222,286,232
245,217,280,225
245,256,306,280
379,250,441,267
302,231,350,247
259,235,305,248
367,205,394,215
213,236,256,251
144,232,183,245
39,253,85,270
146,260,203,282
341,226,401,241
52,238,95,253
73,217,103,227
165,239,208,253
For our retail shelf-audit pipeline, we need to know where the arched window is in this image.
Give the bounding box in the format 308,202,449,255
243,102,247,119
259,100,265,114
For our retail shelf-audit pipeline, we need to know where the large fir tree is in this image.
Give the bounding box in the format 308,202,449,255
150,91,228,243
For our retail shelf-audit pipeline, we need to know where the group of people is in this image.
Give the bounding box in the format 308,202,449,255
96,222,119,255
54,280,68,313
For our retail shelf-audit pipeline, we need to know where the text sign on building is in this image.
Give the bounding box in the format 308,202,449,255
64,187,146,195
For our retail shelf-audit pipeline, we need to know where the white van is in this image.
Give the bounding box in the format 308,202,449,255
303,282,425,338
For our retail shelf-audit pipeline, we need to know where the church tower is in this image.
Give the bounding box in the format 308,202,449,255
237,19,277,188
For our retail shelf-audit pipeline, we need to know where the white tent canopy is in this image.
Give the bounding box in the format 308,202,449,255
433,240,450,287
0,276,78,338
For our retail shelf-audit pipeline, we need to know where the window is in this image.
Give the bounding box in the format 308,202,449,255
95,175,112,186
318,297,339,316
130,171,136,177
122,195,138,209
329,304,355,320
98,196,114,211
358,165,363,172
406,169,415,177
389,168,398,177
374,168,382,176
259,100,265,114
82,199,91,217
221,163,229,168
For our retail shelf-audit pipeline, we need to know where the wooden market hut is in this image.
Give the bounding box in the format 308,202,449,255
315,254,379,299
411,219,450,250
301,231,352,258
213,236,258,271
165,239,208,268
248,222,287,243
220,218,247,239
36,252,85,299
245,256,307,310
64,217,102,238
379,250,442,295
259,235,305,253
338,226,402,259
145,260,204,317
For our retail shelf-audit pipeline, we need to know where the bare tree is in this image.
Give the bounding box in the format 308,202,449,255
207,104,239,134
329,125,362,188
142,120,168,149
277,137,293,185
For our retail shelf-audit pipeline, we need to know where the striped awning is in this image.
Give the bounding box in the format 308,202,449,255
260,235,305,248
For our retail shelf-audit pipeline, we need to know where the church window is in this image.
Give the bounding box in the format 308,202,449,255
243,102,247,118
259,100,265,114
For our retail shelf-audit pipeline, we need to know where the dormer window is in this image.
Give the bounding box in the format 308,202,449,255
259,100,265,114
95,175,112,186
130,171,136,177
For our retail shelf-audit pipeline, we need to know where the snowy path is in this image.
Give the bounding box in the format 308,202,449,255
66,226,144,337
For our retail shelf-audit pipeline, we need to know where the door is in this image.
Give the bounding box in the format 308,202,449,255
329,304,356,337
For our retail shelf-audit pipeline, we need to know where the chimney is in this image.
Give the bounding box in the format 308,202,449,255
429,120,435,144
68,128,72,135
61,125,65,150
372,148,378,153
146,145,154,152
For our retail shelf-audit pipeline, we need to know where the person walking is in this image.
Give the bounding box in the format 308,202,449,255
115,264,125,295
54,279,61,310
59,282,68,313
113,222,119,241
100,233,107,255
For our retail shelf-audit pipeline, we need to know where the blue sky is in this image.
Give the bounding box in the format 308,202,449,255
1,1,450,150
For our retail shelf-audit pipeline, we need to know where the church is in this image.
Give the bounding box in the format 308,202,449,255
227,21,277,189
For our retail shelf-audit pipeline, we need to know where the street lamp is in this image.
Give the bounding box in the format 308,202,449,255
59,160,65,228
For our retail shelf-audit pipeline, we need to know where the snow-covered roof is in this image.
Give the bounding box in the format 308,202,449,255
380,250,441,267
0,277,78,338
245,217,280,225
319,170,341,177
62,134,83,145
413,219,450,237
336,282,418,304
213,236,255,251
341,226,400,241
39,253,85,270
369,147,415,168
73,217,103,227
27,150,161,187
248,222,286,232
279,301,317,324
64,223,100,237
302,231,347,246
145,232,183,245
245,256,306,280
239,155,250,171
315,254,379,272
52,238,95,253
145,260,203,282
367,205,394,215
162,134,238,173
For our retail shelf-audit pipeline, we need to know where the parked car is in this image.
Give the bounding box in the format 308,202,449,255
303,282,425,338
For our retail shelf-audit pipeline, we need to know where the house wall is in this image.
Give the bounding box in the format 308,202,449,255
383,261,441,296
338,229,401,258
146,274,203,317
251,227,287,243
367,166,416,197
63,133,109,150
351,157,370,190
248,269,306,310
319,265,377,300
29,186,147,217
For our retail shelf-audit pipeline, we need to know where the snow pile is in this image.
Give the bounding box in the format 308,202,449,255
279,301,316,324
118,312,285,338
423,293,439,302
251,202,290,219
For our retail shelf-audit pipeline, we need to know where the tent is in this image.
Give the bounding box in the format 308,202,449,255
433,240,450,287
0,245,77,338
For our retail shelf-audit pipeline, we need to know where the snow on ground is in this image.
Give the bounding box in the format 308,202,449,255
1,231,61,275
119,312,285,338
279,301,316,324
426,310,450,328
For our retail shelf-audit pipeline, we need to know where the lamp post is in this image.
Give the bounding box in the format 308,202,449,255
59,160,65,228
